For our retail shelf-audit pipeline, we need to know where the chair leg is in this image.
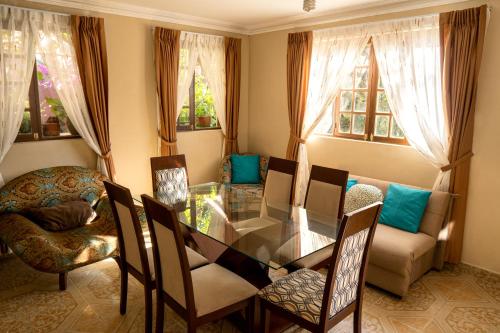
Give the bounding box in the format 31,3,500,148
246,297,256,333
155,296,165,333
353,307,362,333
59,272,67,291
187,324,196,333
120,267,128,315
259,300,269,333
144,285,153,333
0,241,8,254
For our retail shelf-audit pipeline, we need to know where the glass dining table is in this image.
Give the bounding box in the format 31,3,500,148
135,182,339,287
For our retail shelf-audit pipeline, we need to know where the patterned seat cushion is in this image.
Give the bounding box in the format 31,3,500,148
259,228,370,324
344,184,384,214
0,166,106,213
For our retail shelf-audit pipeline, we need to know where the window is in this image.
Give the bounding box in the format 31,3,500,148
177,63,220,131
16,56,79,142
317,42,406,144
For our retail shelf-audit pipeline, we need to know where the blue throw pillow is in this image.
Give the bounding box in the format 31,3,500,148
230,154,260,184
346,179,358,192
380,184,432,233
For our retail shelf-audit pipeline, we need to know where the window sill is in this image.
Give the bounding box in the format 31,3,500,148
311,133,410,148
14,135,82,144
177,127,222,132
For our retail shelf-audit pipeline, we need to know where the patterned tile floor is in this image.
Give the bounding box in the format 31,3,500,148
0,254,499,333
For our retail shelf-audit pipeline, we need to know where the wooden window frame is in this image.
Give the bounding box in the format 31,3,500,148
15,63,81,143
176,73,221,132
333,41,408,145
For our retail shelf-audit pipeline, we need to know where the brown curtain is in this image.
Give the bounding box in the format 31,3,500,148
286,31,312,160
440,5,487,263
154,27,180,156
71,16,115,180
224,37,241,156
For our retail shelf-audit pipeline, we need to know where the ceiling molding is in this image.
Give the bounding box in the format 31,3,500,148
27,0,248,33
28,0,474,35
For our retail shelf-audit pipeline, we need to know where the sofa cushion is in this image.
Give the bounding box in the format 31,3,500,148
231,154,261,184
350,175,450,239
379,184,432,233
369,224,436,277
22,200,96,232
220,154,269,185
346,178,358,192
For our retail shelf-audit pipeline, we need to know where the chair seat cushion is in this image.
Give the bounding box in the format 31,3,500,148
258,268,335,324
293,244,333,269
186,247,209,270
369,224,436,277
191,263,257,317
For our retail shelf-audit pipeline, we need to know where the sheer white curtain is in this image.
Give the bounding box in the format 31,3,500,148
177,32,199,117
371,15,449,190
295,27,370,204
35,12,107,176
0,6,39,187
196,34,226,136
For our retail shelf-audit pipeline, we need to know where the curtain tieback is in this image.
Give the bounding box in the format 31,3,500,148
291,133,306,144
159,133,177,146
441,151,474,172
99,151,112,159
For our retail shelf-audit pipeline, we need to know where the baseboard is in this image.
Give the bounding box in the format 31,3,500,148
461,260,500,276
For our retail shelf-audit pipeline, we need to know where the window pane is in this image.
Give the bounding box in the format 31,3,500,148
354,92,367,112
341,72,354,89
19,110,32,134
378,76,384,89
355,67,368,89
178,106,190,126
194,65,218,129
340,91,353,111
390,118,405,138
374,115,390,137
357,46,370,66
36,57,77,137
352,114,366,135
376,92,390,113
339,113,351,133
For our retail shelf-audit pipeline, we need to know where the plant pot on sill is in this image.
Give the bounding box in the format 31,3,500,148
43,117,61,137
67,120,79,136
196,116,211,128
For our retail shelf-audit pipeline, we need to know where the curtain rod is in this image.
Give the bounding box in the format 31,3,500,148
0,4,70,17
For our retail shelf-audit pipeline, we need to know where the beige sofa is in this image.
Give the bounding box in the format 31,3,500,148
350,175,451,297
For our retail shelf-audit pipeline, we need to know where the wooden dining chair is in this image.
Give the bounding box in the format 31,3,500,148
304,165,349,219
263,156,298,206
141,194,258,333
289,166,349,270
104,181,209,333
258,202,383,333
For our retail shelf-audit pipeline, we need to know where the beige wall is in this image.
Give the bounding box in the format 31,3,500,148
248,0,500,273
0,1,249,192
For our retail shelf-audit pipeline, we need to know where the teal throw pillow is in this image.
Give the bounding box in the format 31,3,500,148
346,179,358,192
230,154,260,184
380,183,431,233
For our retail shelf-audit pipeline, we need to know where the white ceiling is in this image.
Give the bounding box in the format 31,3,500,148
31,0,463,34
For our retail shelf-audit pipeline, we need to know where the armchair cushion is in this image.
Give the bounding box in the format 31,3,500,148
230,154,261,184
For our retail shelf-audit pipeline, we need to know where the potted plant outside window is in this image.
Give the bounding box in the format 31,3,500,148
195,102,212,127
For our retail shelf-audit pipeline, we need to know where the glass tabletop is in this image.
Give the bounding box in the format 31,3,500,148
135,182,339,270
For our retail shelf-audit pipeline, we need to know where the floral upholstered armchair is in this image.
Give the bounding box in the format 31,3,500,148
218,154,269,196
0,166,122,290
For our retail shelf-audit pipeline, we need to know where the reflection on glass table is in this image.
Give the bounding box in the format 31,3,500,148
135,182,339,270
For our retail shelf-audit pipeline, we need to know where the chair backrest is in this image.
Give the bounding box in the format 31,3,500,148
0,166,106,214
304,165,349,220
104,181,152,280
150,155,189,205
263,156,298,206
141,194,194,311
320,202,382,326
